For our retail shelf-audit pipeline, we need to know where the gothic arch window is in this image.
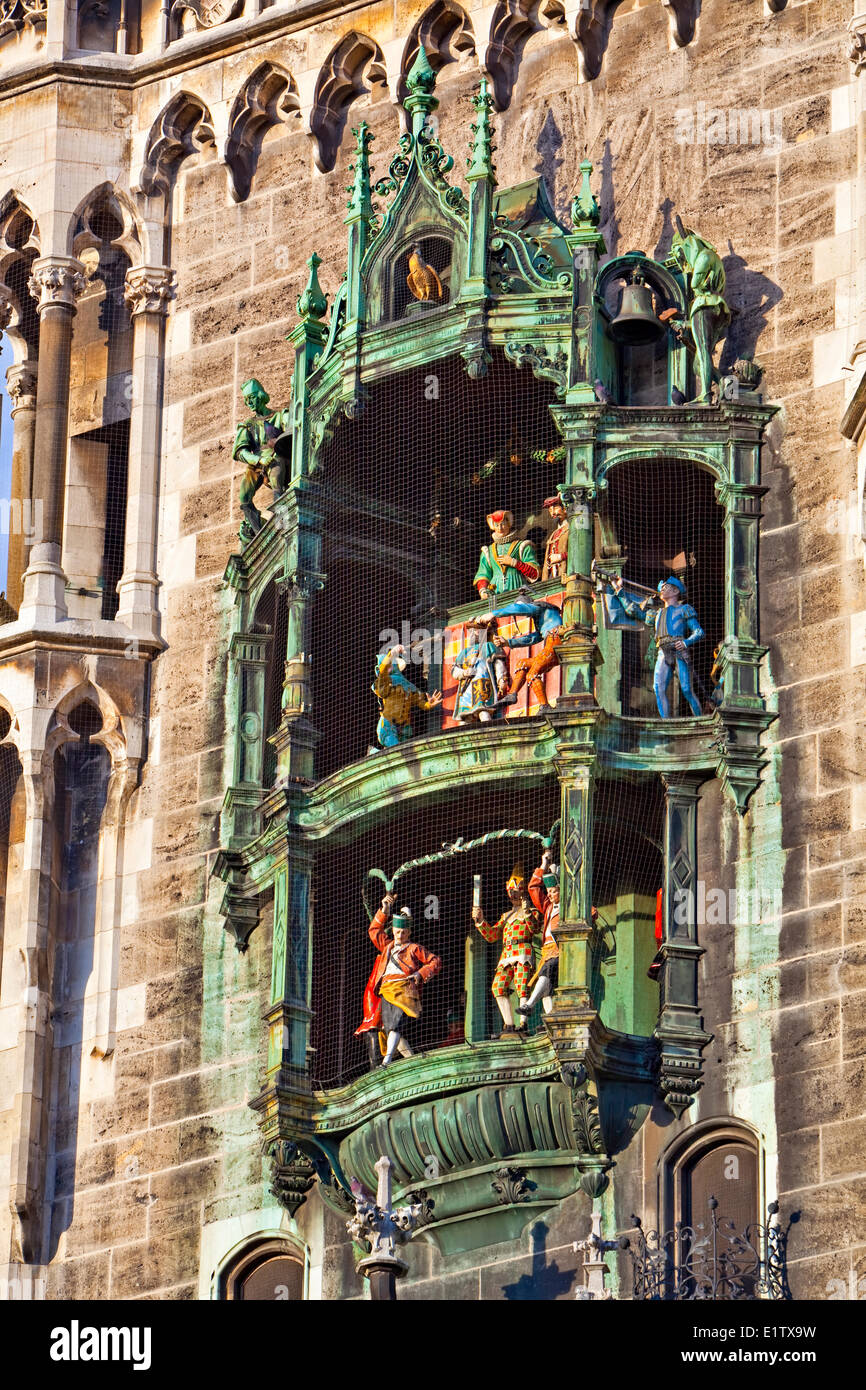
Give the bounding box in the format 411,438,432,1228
67,195,135,621
0,703,23,985
596,457,724,716
220,1238,307,1300
252,579,288,789
666,1121,762,1242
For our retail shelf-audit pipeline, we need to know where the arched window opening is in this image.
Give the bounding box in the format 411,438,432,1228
66,201,133,621
47,698,112,1258
311,351,562,777
0,705,23,988
310,779,559,1089
597,458,724,716
391,235,453,320
666,1124,762,1299
253,581,289,789
220,1239,307,1300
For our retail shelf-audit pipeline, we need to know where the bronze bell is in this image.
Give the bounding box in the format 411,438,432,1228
609,276,665,346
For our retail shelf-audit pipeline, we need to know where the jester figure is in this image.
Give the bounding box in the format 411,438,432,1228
473,509,540,598
605,574,704,717
519,850,561,1017
233,377,291,542
665,217,730,405
355,894,441,1067
472,865,541,1037
451,620,509,722
482,591,564,714
372,646,442,749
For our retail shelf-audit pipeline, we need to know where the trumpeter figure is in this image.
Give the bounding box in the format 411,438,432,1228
603,573,705,717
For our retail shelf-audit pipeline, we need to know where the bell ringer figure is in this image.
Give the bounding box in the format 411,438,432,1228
472,864,541,1037
601,570,705,718
355,893,441,1068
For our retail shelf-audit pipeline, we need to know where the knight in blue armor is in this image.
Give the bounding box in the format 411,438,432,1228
607,575,705,718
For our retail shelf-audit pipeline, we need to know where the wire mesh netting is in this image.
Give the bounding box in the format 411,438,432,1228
275,347,706,1089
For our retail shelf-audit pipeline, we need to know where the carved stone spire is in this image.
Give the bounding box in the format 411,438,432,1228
466,78,496,185
571,159,600,230
404,46,439,137
296,252,328,321
345,121,374,226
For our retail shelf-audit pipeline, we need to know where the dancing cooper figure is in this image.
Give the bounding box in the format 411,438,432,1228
355,894,441,1067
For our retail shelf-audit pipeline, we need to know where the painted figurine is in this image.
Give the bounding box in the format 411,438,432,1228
541,496,570,582
355,894,441,1067
519,851,560,1016
233,378,291,542
407,243,443,302
472,865,541,1037
665,218,730,405
606,574,705,717
482,591,564,714
451,620,509,723
473,510,540,598
372,646,442,749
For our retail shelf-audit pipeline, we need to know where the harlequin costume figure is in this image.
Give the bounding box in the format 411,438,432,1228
519,851,561,1016
541,496,570,582
471,865,541,1036
607,574,704,718
483,592,564,713
473,510,540,598
373,647,442,749
355,894,441,1066
451,621,509,722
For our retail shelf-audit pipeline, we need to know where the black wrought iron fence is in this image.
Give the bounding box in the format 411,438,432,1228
617,1198,792,1300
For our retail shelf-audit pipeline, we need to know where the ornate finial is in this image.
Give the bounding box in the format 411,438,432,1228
406,45,437,96
404,46,439,137
346,122,375,222
571,159,600,228
466,78,496,183
297,252,328,320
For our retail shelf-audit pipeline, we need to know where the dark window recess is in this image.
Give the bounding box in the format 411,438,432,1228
392,236,452,320
102,417,129,620
684,1141,758,1233
238,1254,304,1301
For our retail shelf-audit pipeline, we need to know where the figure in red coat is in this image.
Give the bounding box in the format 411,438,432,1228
355,893,441,1066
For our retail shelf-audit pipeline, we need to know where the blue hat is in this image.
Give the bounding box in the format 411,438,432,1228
658,576,686,596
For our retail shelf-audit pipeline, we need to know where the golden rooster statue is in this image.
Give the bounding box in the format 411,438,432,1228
406,243,443,302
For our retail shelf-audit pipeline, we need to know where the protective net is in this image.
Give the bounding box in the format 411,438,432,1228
253,344,713,1091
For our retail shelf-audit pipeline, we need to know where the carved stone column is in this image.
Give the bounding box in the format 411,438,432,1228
20,256,86,626
264,841,313,1081
4,361,38,613
655,773,712,1116
116,266,174,639
547,742,597,1061
5,723,56,1270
